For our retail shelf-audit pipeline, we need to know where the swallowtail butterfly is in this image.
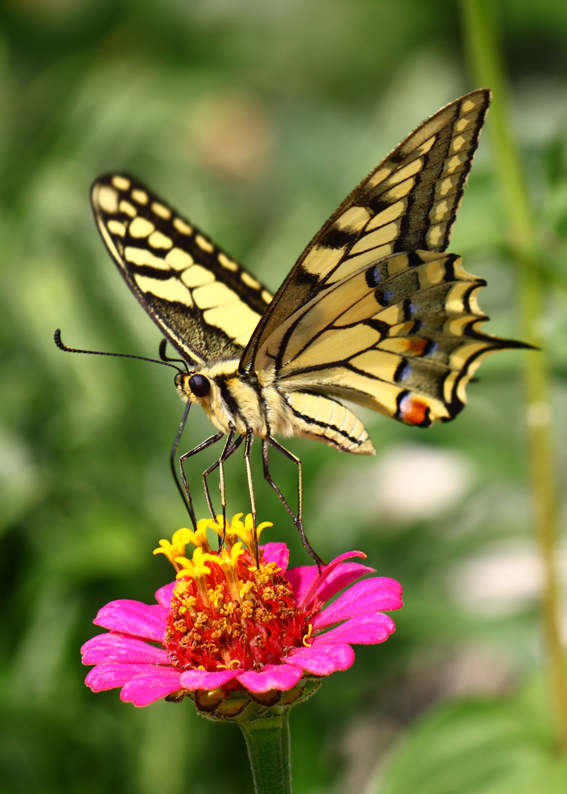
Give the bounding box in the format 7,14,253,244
84,89,526,556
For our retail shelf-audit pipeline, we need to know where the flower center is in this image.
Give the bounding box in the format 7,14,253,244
164,548,309,672
155,514,317,674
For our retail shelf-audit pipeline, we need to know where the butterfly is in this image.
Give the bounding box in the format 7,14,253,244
86,88,526,558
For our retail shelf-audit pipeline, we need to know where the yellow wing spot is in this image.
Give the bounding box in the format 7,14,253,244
349,222,399,255
426,224,445,247
174,217,193,235
134,273,193,305
450,135,466,152
107,220,126,236
241,272,261,290
218,253,238,272
261,289,272,304
304,325,381,364
334,205,371,232
382,158,423,188
351,349,402,382
125,246,169,270
436,176,458,198
119,200,136,217
455,115,474,133
96,185,119,214
445,281,473,313
423,259,447,286
443,153,467,175
148,230,174,250
131,189,148,204
129,217,155,238
430,199,450,223
193,281,238,309
112,176,130,190
446,315,474,335
462,98,478,113
195,234,214,253
165,247,194,270
367,166,393,188
383,177,416,202
302,244,347,275
181,264,215,288
203,303,261,340
416,136,436,156
366,199,406,230
374,304,403,326
152,202,172,220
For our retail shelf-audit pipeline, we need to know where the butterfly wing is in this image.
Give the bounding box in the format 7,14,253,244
255,250,527,427
91,174,272,366
241,89,491,373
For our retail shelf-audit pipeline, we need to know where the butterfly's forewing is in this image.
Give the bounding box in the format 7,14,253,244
255,250,525,427
241,89,491,373
91,175,272,366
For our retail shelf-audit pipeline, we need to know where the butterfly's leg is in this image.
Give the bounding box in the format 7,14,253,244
243,428,259,563
177,431,224,527
262,437,324,567
202,430,244,545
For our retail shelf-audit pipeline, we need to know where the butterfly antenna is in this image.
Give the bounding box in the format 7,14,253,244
54,329,183,373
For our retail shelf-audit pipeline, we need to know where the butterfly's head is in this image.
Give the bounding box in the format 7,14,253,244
175,371,212,403
174,362,240,434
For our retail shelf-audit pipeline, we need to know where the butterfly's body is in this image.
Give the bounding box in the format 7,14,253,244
175,358,374,454
83,88,528,552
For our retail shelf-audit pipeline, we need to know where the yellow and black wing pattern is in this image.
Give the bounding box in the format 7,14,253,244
255,250,526,428
244,88,527,427
91,90,526,440
91,174,272,366
241,89,493,370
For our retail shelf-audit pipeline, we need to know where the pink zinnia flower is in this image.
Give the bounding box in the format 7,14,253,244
82,514,403,709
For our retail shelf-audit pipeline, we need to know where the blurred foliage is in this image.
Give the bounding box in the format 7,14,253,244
1,0,566,792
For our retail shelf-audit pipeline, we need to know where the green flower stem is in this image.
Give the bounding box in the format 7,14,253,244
240,714,292,794
462,0,567,752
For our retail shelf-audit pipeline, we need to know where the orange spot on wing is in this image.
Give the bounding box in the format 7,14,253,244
399,394,429,425
406,338,428,355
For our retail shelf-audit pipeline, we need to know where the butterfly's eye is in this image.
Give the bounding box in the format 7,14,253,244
189,374,211,397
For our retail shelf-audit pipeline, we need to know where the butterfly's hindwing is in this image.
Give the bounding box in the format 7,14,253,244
257,250,521,427
241,89,491,372
91,174,273,365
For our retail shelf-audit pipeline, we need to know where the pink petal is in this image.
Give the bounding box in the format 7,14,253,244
313,562,377,604
155,582,176,609
314,613,396,645
121,670,184,706
261,542,289,572
284,565,318,600
81,633,170,665
86,662,175,691
313,579,403,628
94,601,167,641
286,643,354,675
180,669,240,690
236,663,303,692
293,553,372,607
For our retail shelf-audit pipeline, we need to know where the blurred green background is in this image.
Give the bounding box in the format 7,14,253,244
1,0,567,792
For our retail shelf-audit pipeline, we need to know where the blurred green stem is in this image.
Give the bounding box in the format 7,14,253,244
240,714,292,794
462,0,567,752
